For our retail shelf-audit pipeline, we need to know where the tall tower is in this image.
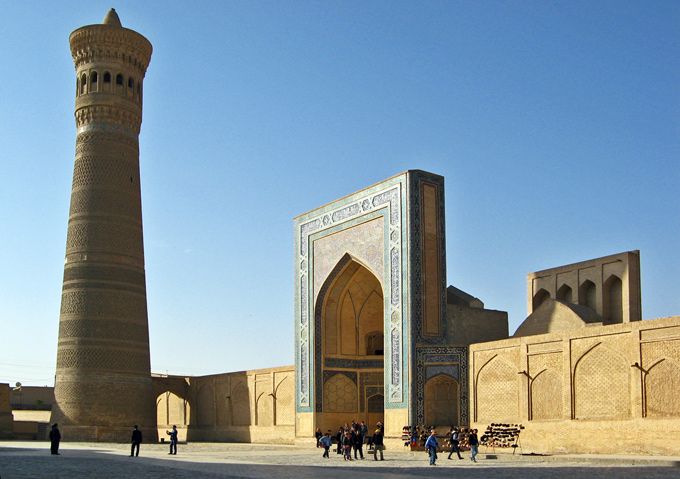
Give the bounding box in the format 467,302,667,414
52,9,155,441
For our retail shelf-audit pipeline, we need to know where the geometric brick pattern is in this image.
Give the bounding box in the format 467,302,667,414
54,376,153,427
75,131,139,157
65,221,143,258
57,348,150,372
476,355,519,423
60,290,148,320
323,373,358,413
646,359,680,417
72,156,140,189
70,188,141,219
573,343,631,419
58,318,148,342
275,375,295,426
530,369,562,420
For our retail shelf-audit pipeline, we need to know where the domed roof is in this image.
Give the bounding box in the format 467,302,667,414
102,8,122,27
513,299,605,338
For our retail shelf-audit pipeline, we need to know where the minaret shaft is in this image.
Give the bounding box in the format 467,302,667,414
53,10,155,442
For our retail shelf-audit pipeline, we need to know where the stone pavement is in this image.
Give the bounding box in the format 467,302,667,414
0,442,678,479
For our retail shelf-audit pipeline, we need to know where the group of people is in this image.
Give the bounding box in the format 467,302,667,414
424,427,479,466
47,423,180,458
315,420,385,461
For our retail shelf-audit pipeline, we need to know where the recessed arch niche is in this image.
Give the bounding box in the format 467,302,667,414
317,256,385,431
321,258,384,357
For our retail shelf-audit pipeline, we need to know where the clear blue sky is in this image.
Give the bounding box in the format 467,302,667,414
1,1,678,387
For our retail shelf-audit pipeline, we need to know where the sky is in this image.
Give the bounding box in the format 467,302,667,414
1,1,678,387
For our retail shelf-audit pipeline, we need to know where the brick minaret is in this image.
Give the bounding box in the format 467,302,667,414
52,9,155,441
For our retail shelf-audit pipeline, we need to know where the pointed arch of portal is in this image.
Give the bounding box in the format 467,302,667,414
314,253,385,431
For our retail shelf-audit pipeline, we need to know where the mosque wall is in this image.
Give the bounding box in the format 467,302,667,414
469,315,680,455
153,366,295,443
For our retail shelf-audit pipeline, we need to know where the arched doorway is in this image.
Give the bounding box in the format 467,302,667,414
318,257,384,432
367,394,385,430
424,375,459,426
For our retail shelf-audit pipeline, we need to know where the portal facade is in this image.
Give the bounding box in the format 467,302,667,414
295,171,466,439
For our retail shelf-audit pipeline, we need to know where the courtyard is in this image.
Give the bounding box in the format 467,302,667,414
0,441,678,479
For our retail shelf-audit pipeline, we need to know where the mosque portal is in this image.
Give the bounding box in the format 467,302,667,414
294,171,454,439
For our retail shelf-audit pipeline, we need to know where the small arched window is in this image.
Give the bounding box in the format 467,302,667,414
116,74,124,86
90,72,98,92
128,77,134,89
80,73,87,94
104,72,111,83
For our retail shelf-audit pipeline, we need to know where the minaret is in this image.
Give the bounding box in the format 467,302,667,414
52,9,155,441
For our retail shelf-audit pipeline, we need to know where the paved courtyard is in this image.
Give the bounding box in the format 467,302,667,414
0,442,678,479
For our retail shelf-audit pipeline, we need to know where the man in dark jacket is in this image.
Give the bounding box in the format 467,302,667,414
447,427,463,460
371,428,385,461
130,425,143,457
352,427,364,459
49,423,61,455
469,428,479,463
166,425,178,455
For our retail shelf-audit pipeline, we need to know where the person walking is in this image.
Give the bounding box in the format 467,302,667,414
447,427,463,460
315,428,323,447
352,427,364,459
425,429,439,466
319,432,333,458
469,428,479,463
49,423,61,455
371,428,385,461
166,425,178,455
130,425,143,457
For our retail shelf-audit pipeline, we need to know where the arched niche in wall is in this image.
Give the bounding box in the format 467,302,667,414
556,284,573,303
424,374,459,426
578,280,597,312
532,289,551,312
602,275,623,324
573,343,630,420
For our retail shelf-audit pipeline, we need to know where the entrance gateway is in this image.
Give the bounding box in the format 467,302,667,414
294,171,468,439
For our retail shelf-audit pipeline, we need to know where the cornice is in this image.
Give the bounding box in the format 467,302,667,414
70,25,152,74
